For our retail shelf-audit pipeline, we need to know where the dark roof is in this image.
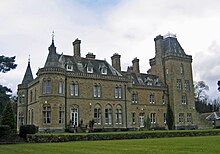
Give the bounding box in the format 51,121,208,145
122,72,163,86
162,36,186,55
22,61,33,84
206,112,220,120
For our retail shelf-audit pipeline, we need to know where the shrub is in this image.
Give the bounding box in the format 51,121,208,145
19,125,38,138
1,102,16,129
0,125,10,136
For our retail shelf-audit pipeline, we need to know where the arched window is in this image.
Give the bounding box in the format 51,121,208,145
31,109,34,125
94,104,101,125
43,104,51,124
115,105,122,125
105,104,112,125
58,80,64,94
59,104,65,124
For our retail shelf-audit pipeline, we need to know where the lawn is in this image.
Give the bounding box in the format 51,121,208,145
0,136,219,154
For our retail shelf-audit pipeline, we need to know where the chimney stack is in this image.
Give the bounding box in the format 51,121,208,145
132,57,140,73
73,38,81,58
111,53,121,72
154,35,163,57
86,52,96,59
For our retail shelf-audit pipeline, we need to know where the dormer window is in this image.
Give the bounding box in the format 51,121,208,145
66,65,73,71
101,67,107,75
87,66,93,73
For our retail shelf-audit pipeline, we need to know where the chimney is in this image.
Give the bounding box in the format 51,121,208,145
132,57,140,73
111,53,121,72
86,52,96,59
73,38,81,57
154,35,163,57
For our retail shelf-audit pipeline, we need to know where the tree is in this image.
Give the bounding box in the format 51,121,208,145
194,81,209,102
0,55,17,73
217,80,220,92
0,55,17,117
166,103,174,130
1,102,16,129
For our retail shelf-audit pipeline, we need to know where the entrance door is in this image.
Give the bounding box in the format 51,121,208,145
71,108,78,127
139,113,145,128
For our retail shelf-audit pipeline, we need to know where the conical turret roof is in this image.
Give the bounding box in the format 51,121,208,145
22,60,33,84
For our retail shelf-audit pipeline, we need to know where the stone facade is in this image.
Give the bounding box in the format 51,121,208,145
17,34,198,131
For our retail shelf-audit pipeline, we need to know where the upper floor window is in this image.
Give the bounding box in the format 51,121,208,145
166,68,169,75
180,63,184,75
19,94,25,104
179,113,184,123
43,104,51,124
58,80,64,94
182,94,187,104
184,80,190,91
93,84,101,98
115,86,122,99
30,90,33,102
70,82,79,96
101,67,107,75
162,95,165,104
66,65,73,71
149,94,155,104
132,92,138,103
87,65,93,73
43,79,52,94
177,79,182,90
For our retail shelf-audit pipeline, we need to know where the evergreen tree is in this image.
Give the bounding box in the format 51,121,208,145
166,103,174,130
1,102,16,129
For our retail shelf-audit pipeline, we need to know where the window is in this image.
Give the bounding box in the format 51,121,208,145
180,63,184,75
30,90,33,102
93,84,101,98
43,79,52,94
34,88,37,101
187,113,192,123
184,80,190,91
71,107,78,126
115,107,122,125
162,95,165,104
31,109,34,125
43,104,51,124
19,94,25,104
139,113,145,127
150,113,156,124
166,68,169,75
179,113,184,123
101,67,107,75
28,110,31,124
66,65,73,71
177,79,182,90
18,112,24,126
94,105,101,125
105,105,112,125
70,82,79,96
132,112,136,124
58,80,64,94
150,94,155,104
59,105,65,124
132,92,138,103
164,113,166,124
115,86,122,99
182,94,187,104
87,65,93,73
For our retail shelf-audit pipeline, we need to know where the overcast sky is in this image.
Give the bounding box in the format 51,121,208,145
0,0,220,99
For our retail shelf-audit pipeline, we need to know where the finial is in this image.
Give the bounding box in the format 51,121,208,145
28,54,30,65
52,31,55,44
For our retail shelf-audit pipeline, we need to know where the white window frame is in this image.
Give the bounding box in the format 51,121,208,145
43,105,51,124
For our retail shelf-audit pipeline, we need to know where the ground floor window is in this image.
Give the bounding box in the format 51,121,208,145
105,105,112,125
139,113,145,127
186,113,192,123
59,105,65,124
94,105,101,125
43,104,51,124
179,113,184,123
116,105,122,124
150,113,156,124
71,108,78,127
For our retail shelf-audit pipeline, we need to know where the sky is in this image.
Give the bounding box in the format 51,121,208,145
0,0,220,99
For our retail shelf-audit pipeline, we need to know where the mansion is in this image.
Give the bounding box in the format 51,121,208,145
17,34,198,131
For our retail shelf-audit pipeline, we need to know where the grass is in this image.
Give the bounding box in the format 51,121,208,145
0,136,220,154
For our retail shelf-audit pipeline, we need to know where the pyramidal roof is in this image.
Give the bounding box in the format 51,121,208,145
22,60,33,84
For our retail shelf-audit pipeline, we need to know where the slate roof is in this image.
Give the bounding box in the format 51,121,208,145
206,112,220,120
22,61,34,84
